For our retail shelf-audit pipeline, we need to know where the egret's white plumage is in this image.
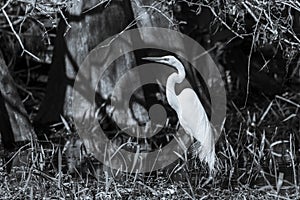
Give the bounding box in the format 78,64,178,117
144,55,215,173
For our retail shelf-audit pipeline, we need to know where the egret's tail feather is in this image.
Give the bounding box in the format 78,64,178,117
189,128,215,173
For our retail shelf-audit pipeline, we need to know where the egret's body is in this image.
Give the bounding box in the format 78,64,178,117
144,56,215,174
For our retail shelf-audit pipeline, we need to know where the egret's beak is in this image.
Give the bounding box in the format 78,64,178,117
143,57,166,62
142,57,169,66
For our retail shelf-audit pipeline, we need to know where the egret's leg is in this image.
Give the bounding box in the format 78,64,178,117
201,175,213,187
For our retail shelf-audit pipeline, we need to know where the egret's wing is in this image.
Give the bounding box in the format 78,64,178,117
178,88,215,172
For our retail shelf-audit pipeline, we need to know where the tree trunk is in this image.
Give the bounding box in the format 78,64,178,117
0,50,36,148
35,0,145,126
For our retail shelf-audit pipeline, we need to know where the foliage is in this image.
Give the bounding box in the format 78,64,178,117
172,0,300,62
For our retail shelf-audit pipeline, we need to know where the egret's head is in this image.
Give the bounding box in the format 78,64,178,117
143,55,184,72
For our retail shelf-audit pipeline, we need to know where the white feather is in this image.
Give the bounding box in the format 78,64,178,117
144,55,215,173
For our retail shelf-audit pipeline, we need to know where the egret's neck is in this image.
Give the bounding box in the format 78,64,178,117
175,64,185,84
166,67,185,112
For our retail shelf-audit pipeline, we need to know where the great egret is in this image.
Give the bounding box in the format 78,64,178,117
143,55,215,174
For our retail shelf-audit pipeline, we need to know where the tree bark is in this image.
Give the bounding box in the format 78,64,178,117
35,0,145,125
0,50,36,147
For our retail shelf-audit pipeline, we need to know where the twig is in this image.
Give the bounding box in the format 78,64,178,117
141,5,174,25
1,0,12,10
275,95,300,108
1,8,40,61
243,10,263,108
82,0,111,14
58,8,71,36
258,100,273,126
2,8,25,50
201,4,243,39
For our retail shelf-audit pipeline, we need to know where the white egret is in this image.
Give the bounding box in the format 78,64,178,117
143,55,215,174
